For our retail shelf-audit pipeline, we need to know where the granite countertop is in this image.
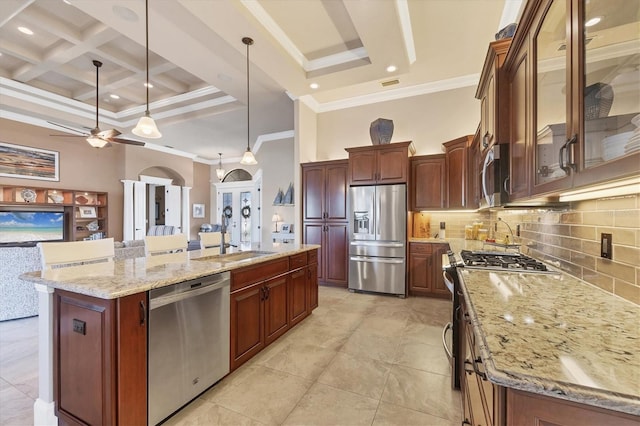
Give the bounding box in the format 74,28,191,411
19,243,320,299
459,268,640,416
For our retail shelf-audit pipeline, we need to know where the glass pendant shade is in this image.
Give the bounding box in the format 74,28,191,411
132,112,162,138
216,152,225,180
86,135,109,148
240,148,257,165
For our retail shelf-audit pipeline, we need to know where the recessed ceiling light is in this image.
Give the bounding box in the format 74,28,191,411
110,94,120,99
18,26,33,35
309,83,319,89
144,82,154,88
585,16,602,27
386,65,397,73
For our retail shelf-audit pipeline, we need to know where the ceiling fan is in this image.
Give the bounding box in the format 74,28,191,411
49,60,145,148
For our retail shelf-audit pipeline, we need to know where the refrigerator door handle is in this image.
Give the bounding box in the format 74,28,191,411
350,241,404,248
350,256,404,264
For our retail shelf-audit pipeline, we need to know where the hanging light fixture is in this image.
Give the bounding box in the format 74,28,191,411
132,0,162,139
240,36,257,165
216,152,225,181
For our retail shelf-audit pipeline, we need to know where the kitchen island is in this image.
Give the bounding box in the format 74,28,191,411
457,261,640,423
20,243,320,426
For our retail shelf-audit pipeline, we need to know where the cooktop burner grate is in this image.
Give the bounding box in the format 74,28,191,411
460,250,553,273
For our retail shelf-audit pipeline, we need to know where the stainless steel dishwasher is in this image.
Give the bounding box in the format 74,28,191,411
148,272,230,425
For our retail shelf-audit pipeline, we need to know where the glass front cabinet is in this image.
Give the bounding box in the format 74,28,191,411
513,0,639,197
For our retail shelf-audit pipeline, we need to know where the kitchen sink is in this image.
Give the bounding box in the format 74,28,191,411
193,250,276,263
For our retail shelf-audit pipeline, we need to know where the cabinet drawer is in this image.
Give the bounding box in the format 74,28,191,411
307,249,318,264
409,243,432,254
231,258,289,292
289,252,307,270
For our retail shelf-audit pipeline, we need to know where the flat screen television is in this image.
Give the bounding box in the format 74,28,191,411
0,211,65,245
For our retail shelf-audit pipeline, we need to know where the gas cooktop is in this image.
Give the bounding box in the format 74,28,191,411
459,250,558,274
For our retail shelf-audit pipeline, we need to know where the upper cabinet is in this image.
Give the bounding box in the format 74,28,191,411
345,142,415,185
410,155,446,210
301,160,348,222
476,38,512,152
505,0,640,199
444,135,474,209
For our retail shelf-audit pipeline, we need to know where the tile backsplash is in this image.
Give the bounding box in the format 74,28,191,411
411,193,640,305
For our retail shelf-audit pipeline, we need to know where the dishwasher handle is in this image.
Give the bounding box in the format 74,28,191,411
350,256,404,264
150,276,230,310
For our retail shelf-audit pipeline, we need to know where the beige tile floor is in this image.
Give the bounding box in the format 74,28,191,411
0,286,461,426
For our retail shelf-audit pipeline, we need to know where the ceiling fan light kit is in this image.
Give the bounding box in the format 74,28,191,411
132,0,162,139
240,36,257,166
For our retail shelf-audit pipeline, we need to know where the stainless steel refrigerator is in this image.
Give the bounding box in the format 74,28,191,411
348,184,406,296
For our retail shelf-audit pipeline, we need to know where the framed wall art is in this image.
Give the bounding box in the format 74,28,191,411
0,142,60,181
193,203,205,218
78,206,97,218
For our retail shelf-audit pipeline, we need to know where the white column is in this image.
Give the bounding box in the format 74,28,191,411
34,284,57,426
133,181,147,240
121,180,135,241
182,186,191,239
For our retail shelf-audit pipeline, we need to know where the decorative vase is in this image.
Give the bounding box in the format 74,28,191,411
369,118,394,145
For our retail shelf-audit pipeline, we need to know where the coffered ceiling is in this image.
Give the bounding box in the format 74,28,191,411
0,0,518,162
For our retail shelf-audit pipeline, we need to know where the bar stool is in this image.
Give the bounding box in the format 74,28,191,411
198,232,223,249
144,234,188,256
38,238,115,269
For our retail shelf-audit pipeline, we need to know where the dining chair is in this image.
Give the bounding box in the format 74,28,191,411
37,238,115,269
145,233,188,256
198,232,222,249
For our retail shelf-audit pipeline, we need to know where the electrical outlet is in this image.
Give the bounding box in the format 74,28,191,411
516,224,521,237
73,318,86,335
601,233,612,259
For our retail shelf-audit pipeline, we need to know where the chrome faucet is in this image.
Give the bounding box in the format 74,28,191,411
220,213,228,254
497,217,516,245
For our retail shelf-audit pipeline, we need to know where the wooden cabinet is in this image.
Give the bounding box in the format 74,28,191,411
408,242,449,298
53,290,147,426
302,222,348,286
504,0,640,200
506,388,640,426
476,38,511,153
302,160,349,287
0,184,108,242
230,252,318,371
345,141,414,185
302,160,348,222
444,135,474,209
460,291,504,426
410,155,446,210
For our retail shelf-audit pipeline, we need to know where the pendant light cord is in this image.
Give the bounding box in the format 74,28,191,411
145,0,150,114
246,39,250,151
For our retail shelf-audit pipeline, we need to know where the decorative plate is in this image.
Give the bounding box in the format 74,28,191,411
21,188,36,203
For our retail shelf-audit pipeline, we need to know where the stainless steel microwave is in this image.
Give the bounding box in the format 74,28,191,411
480,143,509,208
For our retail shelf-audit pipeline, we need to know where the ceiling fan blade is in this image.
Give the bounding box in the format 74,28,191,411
98,128,122,139
47,121,88,135
110,137,146,147
49,134,86,138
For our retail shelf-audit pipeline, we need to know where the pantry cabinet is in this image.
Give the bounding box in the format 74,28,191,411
345,141,414,185
503,0,640,200
301,160,349,286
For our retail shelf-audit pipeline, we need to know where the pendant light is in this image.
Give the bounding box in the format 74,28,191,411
240,37,257,165
216,152,225,181
132,0,162,139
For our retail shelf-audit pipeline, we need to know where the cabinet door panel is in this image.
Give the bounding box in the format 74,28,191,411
230,284,264,370
411,156,446,210
349,151,377,184
289,268,308,326
446,145,467,208
509,49,530,200
264,276,289,345
303,223,324,282
431,244,451,298
56,293,115,425
325,164,348,221
377,147,407,183
325,223,348,284
409,252,430,295
302,166,325,221
308,263,318,310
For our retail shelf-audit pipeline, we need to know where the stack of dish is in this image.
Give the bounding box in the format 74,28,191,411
624,114,640,155
603,131,633,161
